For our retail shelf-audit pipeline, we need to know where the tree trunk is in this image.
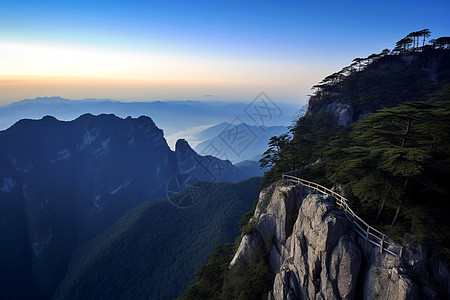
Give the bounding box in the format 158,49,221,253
429,136,436,152
375,197,386,224
391,206,401,226
391,178,409,225
401,119,411,148
376,186,391,223
290,150,294,171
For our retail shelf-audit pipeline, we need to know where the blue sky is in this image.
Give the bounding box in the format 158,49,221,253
1,0,449,104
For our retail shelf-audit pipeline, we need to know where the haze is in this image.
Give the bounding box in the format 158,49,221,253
1,0,449,105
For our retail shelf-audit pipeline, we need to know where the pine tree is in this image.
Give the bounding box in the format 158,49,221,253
329,101,441,224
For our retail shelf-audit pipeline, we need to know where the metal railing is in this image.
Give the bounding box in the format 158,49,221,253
282,172,403,257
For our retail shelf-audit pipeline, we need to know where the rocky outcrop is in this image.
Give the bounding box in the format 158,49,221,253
230,180,450,299
175,138,242,182
325,101,354,126
269,192,362,300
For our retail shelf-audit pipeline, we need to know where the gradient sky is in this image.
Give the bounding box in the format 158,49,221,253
1,0,449,105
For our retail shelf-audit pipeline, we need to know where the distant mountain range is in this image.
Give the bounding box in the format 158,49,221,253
0,96,300,148
0,113,258,299
0,96,299,299
193,122,287,163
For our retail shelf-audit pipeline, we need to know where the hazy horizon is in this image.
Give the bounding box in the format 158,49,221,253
0,91,307,106
1,0,449,106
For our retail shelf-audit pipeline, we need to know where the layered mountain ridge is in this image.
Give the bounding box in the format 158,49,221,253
0,113,252,298
194,122,288,163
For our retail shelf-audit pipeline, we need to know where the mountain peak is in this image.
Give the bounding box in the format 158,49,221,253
34,96,65,101
7,97,119,108
175,139,193,153
135,115,156,126
8,96,71,107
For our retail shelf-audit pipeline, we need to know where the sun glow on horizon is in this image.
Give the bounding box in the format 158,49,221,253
1,40,222,79
0,40,314,104
2,40,311,79
1,0,449,105
0,75,311,105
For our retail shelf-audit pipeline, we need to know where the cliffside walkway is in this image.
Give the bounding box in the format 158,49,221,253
282,172,403,258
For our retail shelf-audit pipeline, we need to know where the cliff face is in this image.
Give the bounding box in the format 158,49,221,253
306,50,450,127
0,114,249,299
231,180,449,299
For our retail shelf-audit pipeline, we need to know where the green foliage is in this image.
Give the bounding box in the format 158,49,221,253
260,48,450,256
236,198,260,238
221,257,272,300
237,199,259,230
265,234,276,251
241,219,256,236
181,185,274,300
181,44,450,300
260,111,342,189
337,92,448,220
180,243,235,300
238,211,254,229
311,48,450,118
181,245,272,300
53,177,262,300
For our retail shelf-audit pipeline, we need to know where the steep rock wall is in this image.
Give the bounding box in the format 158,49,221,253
230,180,449,299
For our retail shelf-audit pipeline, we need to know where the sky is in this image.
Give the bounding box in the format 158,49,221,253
1,0,449,105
